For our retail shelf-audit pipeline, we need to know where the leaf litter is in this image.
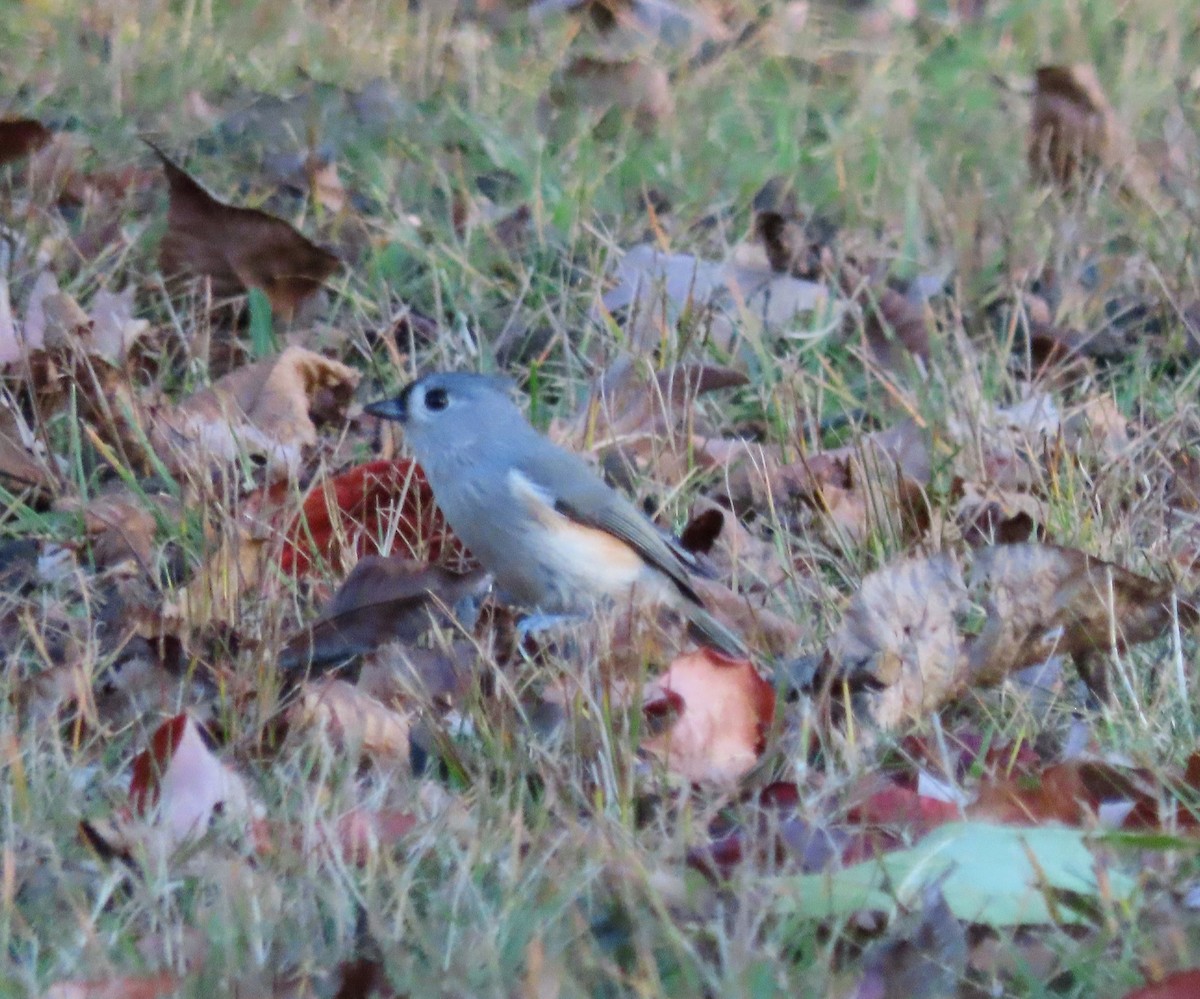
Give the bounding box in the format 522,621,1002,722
6,6,1200,998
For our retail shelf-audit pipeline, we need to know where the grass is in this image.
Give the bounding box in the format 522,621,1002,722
4,0,1200,996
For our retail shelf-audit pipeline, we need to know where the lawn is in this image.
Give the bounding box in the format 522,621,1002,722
3,1,1200,996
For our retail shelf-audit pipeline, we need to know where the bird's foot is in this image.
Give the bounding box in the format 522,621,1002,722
516,611,589,658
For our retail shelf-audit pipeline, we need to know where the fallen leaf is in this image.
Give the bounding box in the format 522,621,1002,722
970,759,1159,828
153,147,340,320
821,554,969,731
0,118,52,166
334,807,419,866
87,286,150,366
601,241,833,353
775,820,1136,926
23,270,89,352
129,713,257,849
965,543,1195,687
1123,970,1200,999
43,972,183,999
152,345,359,481
851,884,968,999
291,678,412,761
549,57,674,132
688,577,803,658
279,459,457,576
0,402,56,492
57,485,177,572
279,558,490,675
560,353,746,454
642,648,775,784
1028,65,1164,208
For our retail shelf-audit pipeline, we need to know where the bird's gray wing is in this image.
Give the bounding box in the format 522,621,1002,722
516,441,703,602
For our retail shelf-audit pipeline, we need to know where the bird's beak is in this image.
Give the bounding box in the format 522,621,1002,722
363,395,408,423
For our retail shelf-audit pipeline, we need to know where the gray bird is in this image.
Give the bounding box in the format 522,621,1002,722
364,372,747,658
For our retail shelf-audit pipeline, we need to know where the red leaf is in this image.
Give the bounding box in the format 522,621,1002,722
0,118,52,166
845,777,960,833
1122,970,1200,999
129,714,189,814
280,459,457,576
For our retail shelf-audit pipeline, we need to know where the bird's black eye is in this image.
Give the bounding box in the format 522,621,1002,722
425,387,449,411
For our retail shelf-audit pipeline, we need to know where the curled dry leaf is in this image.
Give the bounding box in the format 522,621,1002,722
279,558,490,675
153,147,340,320
0,117,52,166
152,345,359,481
964,543,1195,686
128,713,258,849
702,418,931,541
815,543,1194,730
56,485,178,572
682,497,791,590
642,648,775,784
1028,65,1164,209
822,554,969,731
291,678,412,761
755,208,928,364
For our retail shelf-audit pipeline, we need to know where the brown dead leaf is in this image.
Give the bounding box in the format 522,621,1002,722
839,261,930,364
152,345,359,481
0,118,52,166
1029,65,1164,209
153,147,340,320
965,543,1194,686
642,647,775,784
291,678,412,761
279,558,490,676
681,497,790,590
23,271,89,351
969,759,1159,828
550,57,674,131
703,418,931,542
87,286,150,366
55,487,164,572
822,554,969,730
0,403,56,492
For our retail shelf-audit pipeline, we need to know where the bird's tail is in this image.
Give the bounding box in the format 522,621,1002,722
684,604,750,660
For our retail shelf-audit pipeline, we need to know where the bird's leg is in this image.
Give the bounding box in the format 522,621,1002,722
516,611,590,645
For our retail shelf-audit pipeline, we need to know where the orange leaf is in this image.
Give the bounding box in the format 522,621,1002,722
642,648,774,784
